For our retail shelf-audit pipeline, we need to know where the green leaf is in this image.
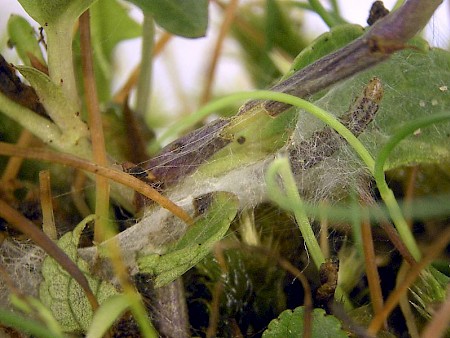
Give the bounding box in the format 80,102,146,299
195,106,297,178
125,0,208,38
231,1,307,88
7,15,46,66
85,294,130,338
91,0,141,62
262,306,347,338
16,66,89,147
39,216,118,333
17,0,96,26
138,191,239,287
17,0,94,106
282,24,365,80
265,0,309,56
312,47,450,170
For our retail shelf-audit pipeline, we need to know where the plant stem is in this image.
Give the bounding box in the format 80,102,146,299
113,32,172,104
241,0,443,116
79,10,110,243
46,21,79,105
307,0,338,27
106,239,159,338
360,217,384,317
0,129,34,185
266,156,352,309
151,279,190,338
266,157,325,268
136,12,155,117
329,0,341,16
393,0,407,11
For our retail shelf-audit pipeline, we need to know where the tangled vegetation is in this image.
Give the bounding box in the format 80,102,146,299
0,0,449,337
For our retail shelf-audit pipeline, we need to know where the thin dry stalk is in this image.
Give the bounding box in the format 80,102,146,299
0,130,34,186
397,262,420,338
360,217,384,320
0,142,193,225
39,170,57,240
201,0,240,105
79,10,110,243
367,227,450,335
71,170,92,218
206,281,224,338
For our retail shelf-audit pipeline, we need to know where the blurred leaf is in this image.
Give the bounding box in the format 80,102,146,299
91,0,141,63
7,15,46,66
265,0,308,56
125,0,208,38
138,191,238,287
0,307,66,338
233,25,281,88
232,1,307,88
86,294,130,338
10,294,64,336
39,216,118,333
262,306,347,338
84,0,141,103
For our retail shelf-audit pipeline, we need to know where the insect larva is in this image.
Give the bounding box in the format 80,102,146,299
289,77,383,171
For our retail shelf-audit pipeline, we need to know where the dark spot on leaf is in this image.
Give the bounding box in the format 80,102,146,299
193,193,214,216
236,136,246,144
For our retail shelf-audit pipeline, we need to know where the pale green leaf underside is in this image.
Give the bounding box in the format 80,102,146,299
138,191,239,287
39,216,118,333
